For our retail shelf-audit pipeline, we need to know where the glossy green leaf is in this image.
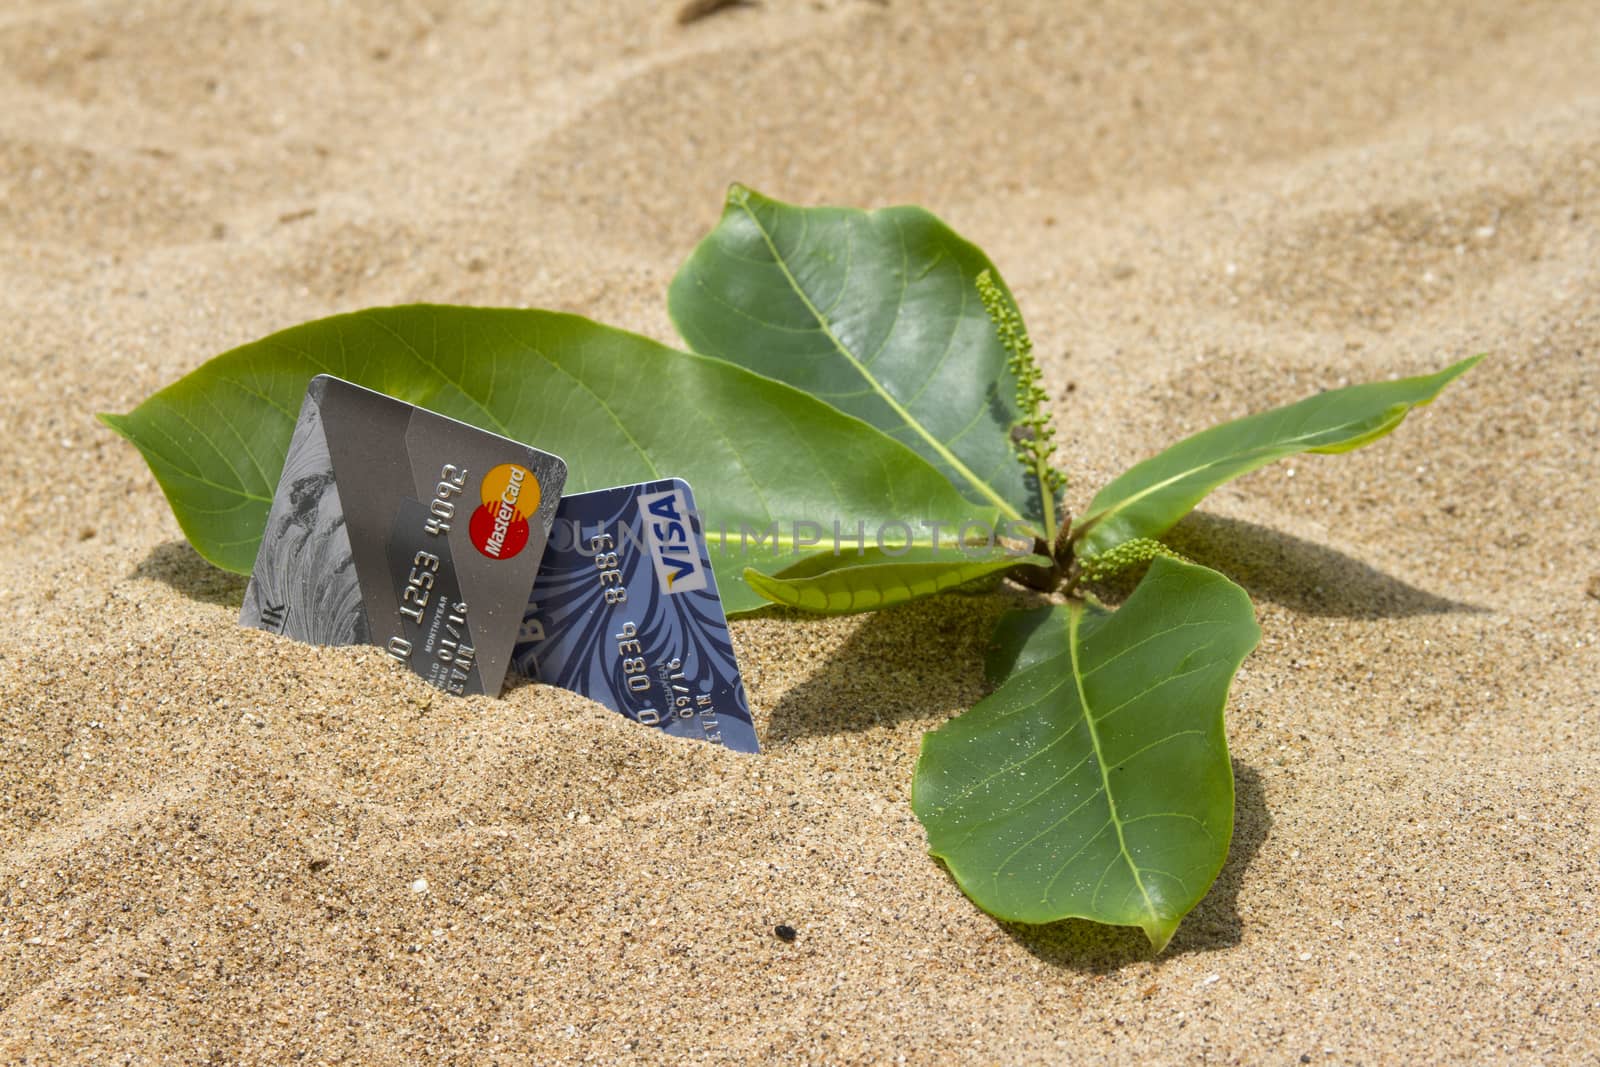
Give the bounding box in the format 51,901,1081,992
1075,356,1481,560
99,305,1001,615
669,184,1041,526
913,558,1261,950
744,546,1051,616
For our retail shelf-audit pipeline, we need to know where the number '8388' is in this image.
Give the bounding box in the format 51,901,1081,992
590,533,627,605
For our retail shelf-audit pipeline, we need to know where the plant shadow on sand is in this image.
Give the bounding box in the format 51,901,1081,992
763,509,1476,748
1161,511,1484,618
135,515,1438,968
760,586,1046,745
132,541,249,607
764,593,1273,967
766,513,1457,967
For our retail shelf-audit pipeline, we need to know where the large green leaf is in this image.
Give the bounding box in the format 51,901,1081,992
668,184,1040,526
1075,356,1481,560
99,305,1005,615
744,546,1051,615
912,558,1260,950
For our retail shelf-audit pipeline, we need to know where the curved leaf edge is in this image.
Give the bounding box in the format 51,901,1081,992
99,410,253,575
98,303,1005,594
669,182,1042,527
1074,354,1484,557
911,559,1261,951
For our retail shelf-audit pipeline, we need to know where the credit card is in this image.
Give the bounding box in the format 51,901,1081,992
512,478,759,753
240,374,567,697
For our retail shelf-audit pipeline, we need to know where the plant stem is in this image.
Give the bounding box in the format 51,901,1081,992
1012,538,1061,592
1037,466,1059,547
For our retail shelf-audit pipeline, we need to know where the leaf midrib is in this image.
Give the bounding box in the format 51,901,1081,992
734,198,1024,522
1067,604,1161,927
105,411,272,504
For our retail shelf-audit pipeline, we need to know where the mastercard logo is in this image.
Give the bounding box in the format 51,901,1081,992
468,463,540,560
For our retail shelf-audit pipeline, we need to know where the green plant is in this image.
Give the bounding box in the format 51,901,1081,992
103,185,1478,951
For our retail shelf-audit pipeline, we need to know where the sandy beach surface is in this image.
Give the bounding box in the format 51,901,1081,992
3,1,1598,1062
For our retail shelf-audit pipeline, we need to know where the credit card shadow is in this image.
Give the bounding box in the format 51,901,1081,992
132,541,249,608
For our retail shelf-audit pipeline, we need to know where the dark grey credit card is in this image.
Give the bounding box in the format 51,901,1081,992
239,374,567,696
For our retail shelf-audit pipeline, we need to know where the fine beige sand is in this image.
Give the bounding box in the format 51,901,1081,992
3,1,1598,1062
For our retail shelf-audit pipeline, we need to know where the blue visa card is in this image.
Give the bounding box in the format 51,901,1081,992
511,478,759,753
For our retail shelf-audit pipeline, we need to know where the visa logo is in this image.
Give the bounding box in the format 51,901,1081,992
637,486,707,596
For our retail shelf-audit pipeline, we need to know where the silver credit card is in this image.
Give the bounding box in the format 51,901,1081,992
240,374,567,696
